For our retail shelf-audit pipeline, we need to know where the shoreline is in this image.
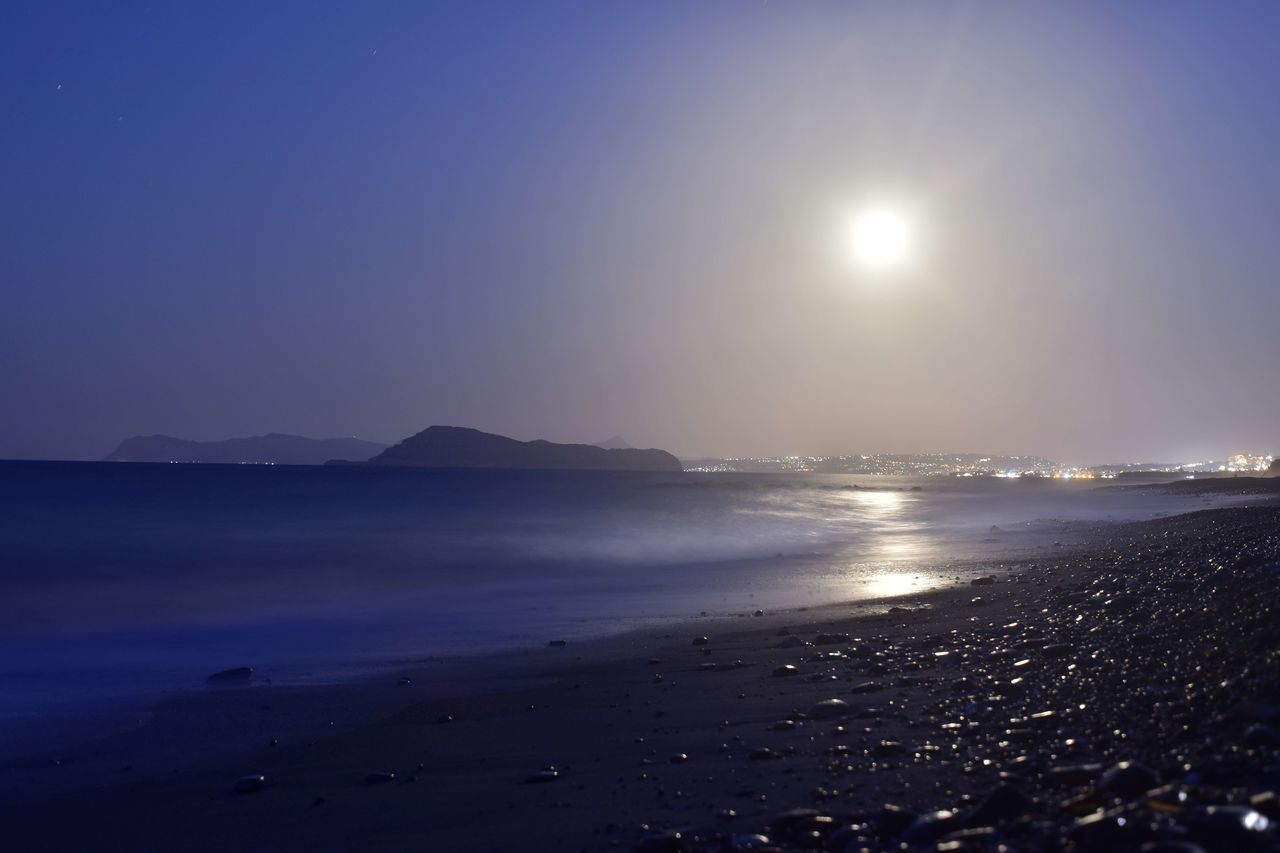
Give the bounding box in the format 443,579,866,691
0,523,1074,807
0,514,1099,776
3,502,1278,850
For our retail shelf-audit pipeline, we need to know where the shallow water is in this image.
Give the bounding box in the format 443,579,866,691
0,461,1230,757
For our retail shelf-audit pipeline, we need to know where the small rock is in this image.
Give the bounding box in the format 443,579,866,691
807,698,850,719
638,829,684,851
1245,723,1279,746
234,774,265,794
1097,761,1159,798
208,667,252,683
814,633,850,646
967,784,1033,825
1047,763,1104,786
1251,790,1279,819
873,805,918,837
902,810,959,844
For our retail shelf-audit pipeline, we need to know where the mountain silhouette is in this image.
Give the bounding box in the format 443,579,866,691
105,433,388,465
351,426,681,472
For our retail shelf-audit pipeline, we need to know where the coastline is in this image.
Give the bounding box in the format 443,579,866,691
0,522,1076,807
3,502,1278,850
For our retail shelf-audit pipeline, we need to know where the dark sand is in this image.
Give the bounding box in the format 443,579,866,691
3,504,1279,851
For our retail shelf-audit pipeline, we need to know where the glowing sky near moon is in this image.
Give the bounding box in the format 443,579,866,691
2,2,1279,462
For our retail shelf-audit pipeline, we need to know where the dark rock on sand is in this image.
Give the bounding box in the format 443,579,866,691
1047,763,1104,786
1244,723,1279,746
207,666,252,683
697,661,743,672
873,740,906,756
1097,760,1159,798
967,784,1034,825
873,804,919,837
748,747,782,761
233,774,265,794
1042,642,1072,659
770,808,836,843
813,633,850,646
902,810,960,844
637,828,684,851
806,699,850,719
771,665,798,678
1069,807,1155,848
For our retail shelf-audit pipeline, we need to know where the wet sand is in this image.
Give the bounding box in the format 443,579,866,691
3,504,1279,851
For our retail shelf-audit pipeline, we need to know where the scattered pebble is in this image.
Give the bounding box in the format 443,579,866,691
233,775,265,794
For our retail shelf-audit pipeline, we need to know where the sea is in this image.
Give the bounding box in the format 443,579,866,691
0,460,1228,759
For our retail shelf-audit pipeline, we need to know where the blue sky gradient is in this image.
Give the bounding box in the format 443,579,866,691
3,2,1279,462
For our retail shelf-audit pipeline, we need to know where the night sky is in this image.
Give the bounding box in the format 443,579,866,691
4,2,1279,463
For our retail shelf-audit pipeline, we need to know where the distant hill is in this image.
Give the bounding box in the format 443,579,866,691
594,436,633,450
1270,458,1280,476
105,433,388,465
350,426,682,472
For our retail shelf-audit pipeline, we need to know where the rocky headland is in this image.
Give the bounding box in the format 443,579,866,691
346,425,683,472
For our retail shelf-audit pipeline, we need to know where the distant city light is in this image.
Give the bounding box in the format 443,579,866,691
683,451,1274,477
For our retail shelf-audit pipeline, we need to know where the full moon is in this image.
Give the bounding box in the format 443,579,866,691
850,209,910,269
